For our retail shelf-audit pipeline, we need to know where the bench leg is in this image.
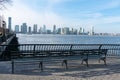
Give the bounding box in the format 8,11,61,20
81,59,84,64
86,59,89,67
39,61,43,71
99,57,107,65
62,60,68,69
81,58,89,67
86,54,89,67
102,57,106,65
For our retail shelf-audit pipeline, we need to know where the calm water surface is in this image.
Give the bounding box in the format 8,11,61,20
16,34,120,44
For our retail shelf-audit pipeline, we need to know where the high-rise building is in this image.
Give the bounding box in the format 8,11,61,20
53,25,56,34
28,26,32,33
61,27,69,34
79,27,83,34
89,26,94,35
21,23,27,33
42,25,46,34
73,29,77,35
15,25,19,33
8,17,12,31
83,28,85,33
33,24,37,33
39,27,42,34
70,28,77,35
46,30,51,34
57,28,61,34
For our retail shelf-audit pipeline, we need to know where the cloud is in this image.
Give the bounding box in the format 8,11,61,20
1,0,120,33
47,0,70,3
99,16,120,24
78,12,103,19
2,0,65,30
47,0,62,3
79,15,120,27
98,0,120,11
105,1,120,8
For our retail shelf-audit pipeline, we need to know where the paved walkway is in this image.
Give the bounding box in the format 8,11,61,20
0,57,120,80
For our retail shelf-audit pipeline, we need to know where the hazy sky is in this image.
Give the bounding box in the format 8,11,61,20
1,0,120,33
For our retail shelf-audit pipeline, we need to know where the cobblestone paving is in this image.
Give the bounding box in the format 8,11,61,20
0,57,120,80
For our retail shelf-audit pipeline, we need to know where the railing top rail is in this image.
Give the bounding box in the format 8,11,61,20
1,44,120,47
1,43,120,45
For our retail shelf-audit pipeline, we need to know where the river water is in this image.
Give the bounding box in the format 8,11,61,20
16,34,120,44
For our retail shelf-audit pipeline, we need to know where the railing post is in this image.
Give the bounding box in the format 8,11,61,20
33,44,36,56
98,44,102,61
70,44,73,55
11,60,14,74
99,44,102,50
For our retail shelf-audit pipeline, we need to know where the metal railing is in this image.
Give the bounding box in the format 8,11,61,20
18,44,120,56
0,44,120,59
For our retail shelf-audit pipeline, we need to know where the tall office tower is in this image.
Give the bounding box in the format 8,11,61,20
91,26,94,35
61,28,64,34
46,30,51,34
15,25,19,33
21,23,27,34
57,28,61,34
21,25,22,33
62,27,69,35
73,29,77,35
8,17,12,31
53,25,56,34
79,27,83,34
71,28,74,34
43,25,46,34
70,28,77,35
90,26,94,35
28,26,32,33
39,27,42,34
33,24,37,33
83,28,85,33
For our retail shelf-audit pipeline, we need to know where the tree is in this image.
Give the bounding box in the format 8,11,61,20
0,0,12,10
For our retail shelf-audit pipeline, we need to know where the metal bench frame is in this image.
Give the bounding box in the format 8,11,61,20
11,44,108,74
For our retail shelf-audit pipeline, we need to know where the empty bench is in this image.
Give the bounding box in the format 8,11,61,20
11,44,108,73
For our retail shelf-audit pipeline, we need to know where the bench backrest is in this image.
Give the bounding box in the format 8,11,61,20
71,44,102,50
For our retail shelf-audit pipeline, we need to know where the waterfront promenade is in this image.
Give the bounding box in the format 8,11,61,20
0,56,120,80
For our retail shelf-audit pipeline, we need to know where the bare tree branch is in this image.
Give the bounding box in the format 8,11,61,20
0,0,12,10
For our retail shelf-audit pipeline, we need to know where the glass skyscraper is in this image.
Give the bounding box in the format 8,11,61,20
15,25,19,33
8,17,12,31
21,23,27,33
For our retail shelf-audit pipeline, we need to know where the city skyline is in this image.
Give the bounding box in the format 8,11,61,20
15,22,93,35
1,0,120,33
15,22,120,36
